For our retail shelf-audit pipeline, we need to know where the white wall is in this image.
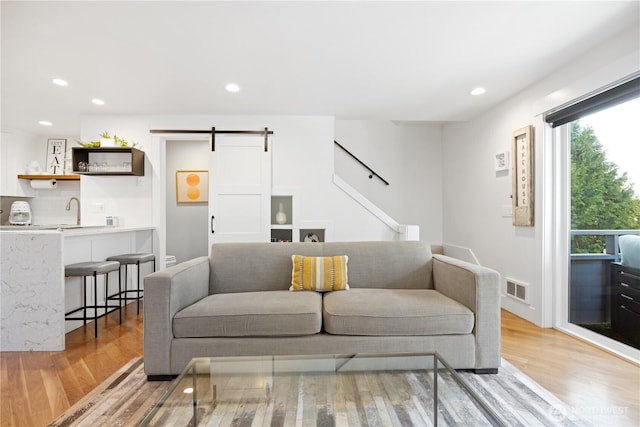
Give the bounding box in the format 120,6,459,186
165,139,209,263
1,130,42,198
1,130,81,224
79,116,154,227
28,181,81,225
441,24,640,326
335,120,443,243
79,115,397,246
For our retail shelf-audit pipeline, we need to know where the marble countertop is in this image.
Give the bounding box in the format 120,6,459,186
0,225,154,236
1,226,156,350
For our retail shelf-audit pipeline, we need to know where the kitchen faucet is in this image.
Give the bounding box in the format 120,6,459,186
66,197,81,225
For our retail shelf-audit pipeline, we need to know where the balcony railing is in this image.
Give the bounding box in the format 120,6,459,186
571,229,640,261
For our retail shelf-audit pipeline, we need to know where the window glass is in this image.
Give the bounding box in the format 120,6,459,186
569,96,640,349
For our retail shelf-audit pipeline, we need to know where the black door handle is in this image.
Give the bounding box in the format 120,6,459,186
211,215,215,234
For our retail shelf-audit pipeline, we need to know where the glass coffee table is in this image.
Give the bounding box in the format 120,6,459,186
140,353,506,426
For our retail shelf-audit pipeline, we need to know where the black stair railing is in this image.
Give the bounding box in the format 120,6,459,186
334,140,390,186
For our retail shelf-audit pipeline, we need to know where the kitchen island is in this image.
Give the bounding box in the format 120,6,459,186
0,226,155,351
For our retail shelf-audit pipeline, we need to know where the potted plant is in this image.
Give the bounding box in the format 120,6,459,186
100,131,117,147
76,132,138,148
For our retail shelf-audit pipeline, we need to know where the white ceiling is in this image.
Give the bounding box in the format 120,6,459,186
2,1,639,137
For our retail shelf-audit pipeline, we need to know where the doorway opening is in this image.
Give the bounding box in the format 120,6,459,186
165,139,209,264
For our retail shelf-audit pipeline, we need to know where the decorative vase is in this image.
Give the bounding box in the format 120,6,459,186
100,137,117,147
275,202,287,225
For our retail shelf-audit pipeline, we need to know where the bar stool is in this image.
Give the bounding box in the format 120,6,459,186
106,253,155,314
65,260,122,338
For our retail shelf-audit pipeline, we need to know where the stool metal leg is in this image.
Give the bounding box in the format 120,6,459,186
82,276,87,326
103,255,154,317
124,264,129,311
116,265,124,323
105,270,122,326
93,271,98,338
104,272,108,327
136,261,141,314
118,266,122,324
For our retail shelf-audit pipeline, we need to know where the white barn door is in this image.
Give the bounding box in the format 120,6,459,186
209,134,271,247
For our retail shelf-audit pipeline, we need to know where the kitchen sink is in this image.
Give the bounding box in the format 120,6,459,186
47,224,109,230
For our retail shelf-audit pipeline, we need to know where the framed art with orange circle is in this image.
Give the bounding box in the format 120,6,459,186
176,170,209,203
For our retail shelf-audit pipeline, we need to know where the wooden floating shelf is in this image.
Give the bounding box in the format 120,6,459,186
71,147,145,176
271,224,293,229
18,174,80,180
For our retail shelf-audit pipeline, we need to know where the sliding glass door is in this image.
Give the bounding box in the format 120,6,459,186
567,96,640,350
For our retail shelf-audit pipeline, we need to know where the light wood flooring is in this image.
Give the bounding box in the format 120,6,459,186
1,306,638,426
501,310,639,425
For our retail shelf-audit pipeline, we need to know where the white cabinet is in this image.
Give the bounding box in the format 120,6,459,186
0,131,37,196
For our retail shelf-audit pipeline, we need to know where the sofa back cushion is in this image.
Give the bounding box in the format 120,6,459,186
323,241,433,289
210,241,433,294
210,242,322,294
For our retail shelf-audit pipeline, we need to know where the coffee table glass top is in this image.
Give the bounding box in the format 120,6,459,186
140,353,506,426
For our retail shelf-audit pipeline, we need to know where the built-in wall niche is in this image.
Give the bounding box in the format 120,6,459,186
271,195,292,225
299,221,333,243
269,191,332,243
271,229,292,243
300,228,325,243
271,194,294,242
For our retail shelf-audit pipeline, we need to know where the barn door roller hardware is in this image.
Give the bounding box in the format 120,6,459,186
150,127,273,152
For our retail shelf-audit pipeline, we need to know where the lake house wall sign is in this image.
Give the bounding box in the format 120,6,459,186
512,125,534,227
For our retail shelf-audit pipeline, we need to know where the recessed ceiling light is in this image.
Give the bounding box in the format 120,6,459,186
225,83,240,93
39,120,53,126
92,98,105,105
52,78,68,86
470,87,486,96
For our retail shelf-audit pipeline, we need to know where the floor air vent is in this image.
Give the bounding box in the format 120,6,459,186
506,278,530,304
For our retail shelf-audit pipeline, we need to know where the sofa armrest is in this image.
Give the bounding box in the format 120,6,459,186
143,256,210,377
432,254,501,370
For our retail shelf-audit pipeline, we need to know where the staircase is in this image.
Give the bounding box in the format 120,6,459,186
333,141,419,241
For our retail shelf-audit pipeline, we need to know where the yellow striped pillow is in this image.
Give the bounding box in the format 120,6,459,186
290,255,349,292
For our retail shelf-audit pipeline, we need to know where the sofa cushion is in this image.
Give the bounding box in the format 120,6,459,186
290,255,349,292
322,241,434,289
323,289,474,336
210,243,323,294
173,291,322,338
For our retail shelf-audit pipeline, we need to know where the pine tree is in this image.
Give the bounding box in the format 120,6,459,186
571,121,640,253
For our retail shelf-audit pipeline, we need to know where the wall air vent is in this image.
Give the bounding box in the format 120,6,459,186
505,277,530,305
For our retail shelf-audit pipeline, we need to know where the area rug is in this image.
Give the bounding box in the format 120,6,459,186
48,357,589,427
47,358,170,427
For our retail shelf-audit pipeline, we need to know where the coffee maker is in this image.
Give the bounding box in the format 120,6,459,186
9,201,32,225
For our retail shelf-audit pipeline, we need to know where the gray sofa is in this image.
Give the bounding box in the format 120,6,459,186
144,241,501,379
